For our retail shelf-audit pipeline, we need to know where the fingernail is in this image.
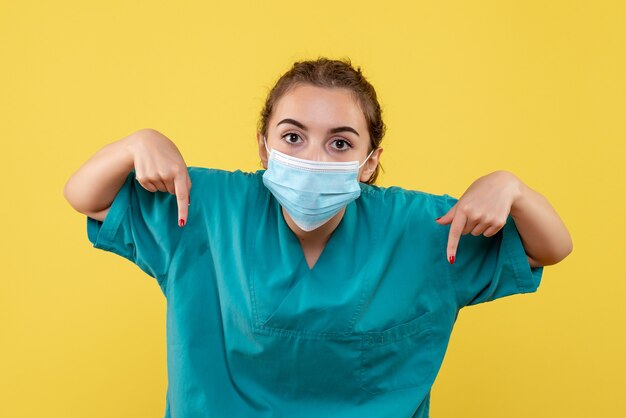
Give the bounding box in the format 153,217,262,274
179,218,186,227
435,217,441,221
448,255,455,265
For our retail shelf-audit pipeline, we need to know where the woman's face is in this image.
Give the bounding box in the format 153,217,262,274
258,83,382,183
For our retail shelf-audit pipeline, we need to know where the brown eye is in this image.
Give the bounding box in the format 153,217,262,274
331,139,352,152
282,133,302,145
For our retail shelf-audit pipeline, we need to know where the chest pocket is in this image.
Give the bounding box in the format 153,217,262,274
358,311,435,395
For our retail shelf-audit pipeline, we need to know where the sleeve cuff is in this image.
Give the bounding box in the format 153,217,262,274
501,215,544,294
86,171,134,261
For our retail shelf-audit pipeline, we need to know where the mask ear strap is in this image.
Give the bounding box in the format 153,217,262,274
358,148,376,169
263,135,272,156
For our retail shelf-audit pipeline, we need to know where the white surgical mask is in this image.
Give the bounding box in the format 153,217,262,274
262,136,375,231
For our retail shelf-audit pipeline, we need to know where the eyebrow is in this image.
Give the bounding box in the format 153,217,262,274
276,118,360,137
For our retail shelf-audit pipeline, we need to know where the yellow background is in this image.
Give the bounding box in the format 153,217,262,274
1,1,624,417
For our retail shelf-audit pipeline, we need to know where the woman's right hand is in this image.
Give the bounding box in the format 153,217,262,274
127,129,192,227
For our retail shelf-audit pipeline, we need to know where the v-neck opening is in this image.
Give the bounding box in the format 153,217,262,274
274,201,355,274
281,206,348,274
303,218,345,272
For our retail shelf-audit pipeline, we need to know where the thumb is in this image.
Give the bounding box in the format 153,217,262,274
435,203,456,225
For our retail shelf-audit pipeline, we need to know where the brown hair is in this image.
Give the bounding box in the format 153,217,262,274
257,57,386,184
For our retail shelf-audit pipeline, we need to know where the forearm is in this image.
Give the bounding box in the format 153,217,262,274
63,129,147,214
509,178,573,266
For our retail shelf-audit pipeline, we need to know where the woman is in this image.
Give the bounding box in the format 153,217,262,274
64,57,573,417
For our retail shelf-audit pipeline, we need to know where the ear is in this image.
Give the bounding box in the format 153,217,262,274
359,147,383,183
257,132,268,169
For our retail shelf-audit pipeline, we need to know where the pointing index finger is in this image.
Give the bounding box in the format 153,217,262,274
174,172,190,227
447,211,466,265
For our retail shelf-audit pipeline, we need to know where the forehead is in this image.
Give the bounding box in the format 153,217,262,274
271,84,367,129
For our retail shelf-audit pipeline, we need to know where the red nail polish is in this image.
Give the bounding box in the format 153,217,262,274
179,218,185,227
435,217,441,221
449,255,455,265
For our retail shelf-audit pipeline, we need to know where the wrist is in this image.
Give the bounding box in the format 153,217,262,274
121,129,155,170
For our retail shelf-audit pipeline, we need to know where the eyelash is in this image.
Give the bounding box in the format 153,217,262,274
281,132,353,152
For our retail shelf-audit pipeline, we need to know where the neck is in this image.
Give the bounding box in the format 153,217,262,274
281,206,346,245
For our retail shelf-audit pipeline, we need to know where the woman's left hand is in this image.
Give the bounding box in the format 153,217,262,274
435,170,523,265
